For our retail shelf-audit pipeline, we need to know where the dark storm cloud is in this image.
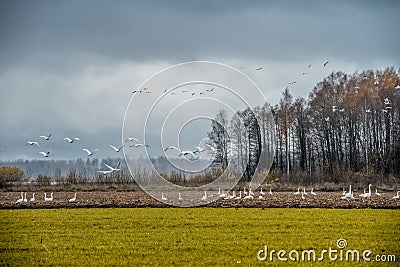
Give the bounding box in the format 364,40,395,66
0,0,399,160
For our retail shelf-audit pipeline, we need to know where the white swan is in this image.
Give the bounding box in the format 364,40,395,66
201,191,207,201
260,188,265,195
342,188,346,196
63,137,80,143
362,184,372,199
68,192,77,203
178,193,183,201
39,151,51,158
301,191,305,200
303,188,307,196
97,161,121,174
26,141,40,147
23,192,27,202
15,192,24,203
82,148,98,156
393,191,400,199
249,187,254,196
344,185,353,198
235,191,242,200
243,187,248,195
243,194,254,200
161,193,167,201
294,188,300,195
44,192,53,202
375,189,381,197
109,144,124,152
39,134,52,140
269,188,273,195
164,146,196,157
30,193,35,202
310,188,316,196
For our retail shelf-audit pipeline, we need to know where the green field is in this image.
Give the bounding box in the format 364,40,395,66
1,208,399,266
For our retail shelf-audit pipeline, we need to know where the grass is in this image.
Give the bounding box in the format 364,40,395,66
0,208,399,266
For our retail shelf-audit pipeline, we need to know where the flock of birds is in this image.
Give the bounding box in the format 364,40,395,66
13,185,400,204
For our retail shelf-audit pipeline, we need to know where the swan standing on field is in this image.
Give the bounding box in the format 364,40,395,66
294,188,300,195
375,189,381,197
68,193,77,203
30,193,35,202
201,191,207,201
361,184,372,199
161,193,167,201
235,191,242,200
393,191,400,199
44,192,53,202
310,188,317,196
260,188,266,196
269,188,273,195
178,193,183,201
23,192,27,202
301,191,305,200
16,192,24,203
303,188,307,196
342,188,346,196
344,185,353,199
243,194,254,200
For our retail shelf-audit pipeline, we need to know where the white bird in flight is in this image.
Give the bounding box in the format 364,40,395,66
63,137,80,143
82,148,98,156
39,134,52,140
129,143,149,148
97,161,121,174
109,144,124,152
26,141,40,147
39,151,51,158
164,146,197,158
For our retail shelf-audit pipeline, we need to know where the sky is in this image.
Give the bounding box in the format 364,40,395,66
0,0,399,161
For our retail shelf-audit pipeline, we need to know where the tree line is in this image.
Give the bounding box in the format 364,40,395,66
208,67,400,185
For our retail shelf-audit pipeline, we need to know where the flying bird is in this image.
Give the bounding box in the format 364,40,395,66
323,61,329,67
256,67,263,71
26,141,40,147
288,81,296,85
125,137,139,143
97,161,121,174
307,64,312,68
164,146,197,158
129,143,149,148
63,137,80,143
39,134,52,140
82,148,98,156
109,144,124,152
39,151,51,158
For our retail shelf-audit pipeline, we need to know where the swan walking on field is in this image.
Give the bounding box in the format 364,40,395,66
393,191,400,199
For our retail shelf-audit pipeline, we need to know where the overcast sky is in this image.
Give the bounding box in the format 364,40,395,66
0,0,399,161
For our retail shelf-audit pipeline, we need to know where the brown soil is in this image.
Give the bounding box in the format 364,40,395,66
1,191,399,209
